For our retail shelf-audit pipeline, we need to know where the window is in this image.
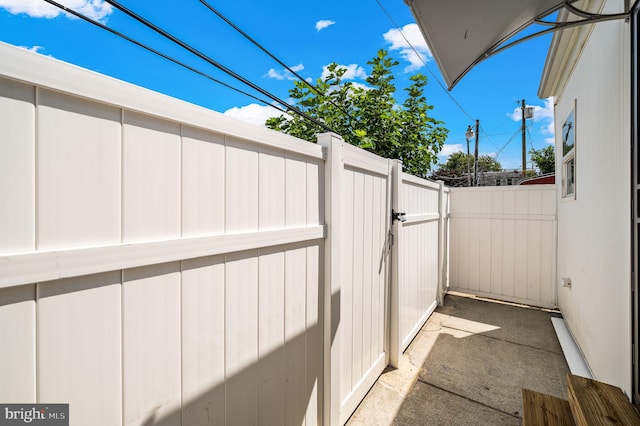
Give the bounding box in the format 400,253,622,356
496,179,501,186
507,178,513,185
561,102,576,199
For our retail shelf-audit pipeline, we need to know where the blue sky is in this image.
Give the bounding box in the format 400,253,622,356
0,0,555,170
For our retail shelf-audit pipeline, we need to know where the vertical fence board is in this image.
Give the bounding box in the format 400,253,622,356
305,243,322,426
122,112,180,243
502,219,516,297
527,220,542,302
181,127,225,237
37,90,121,250
514,220,528,299
362,175,374,367
285,246,307,426
123,263,181,426
449,217,459,289
0,79,34,253
339,169,354,403
181,255,225,426
468,218,481,291
490,219,504,296
540,221,555,304
257,248,285,425
38,272,122,425
479,219,492,293
306,161,322,226
225,138,259,233
259,148,286,230
0,285,35,402
351,172,365,386
225,251,258,426
370,177,382,358
286,157,308,228
458,219,470,289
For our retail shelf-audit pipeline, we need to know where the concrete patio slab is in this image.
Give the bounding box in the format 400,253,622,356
346,293,570,425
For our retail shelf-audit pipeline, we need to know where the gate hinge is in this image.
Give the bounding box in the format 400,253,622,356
388,230,394,249
323,224,328,239
321,146,328,160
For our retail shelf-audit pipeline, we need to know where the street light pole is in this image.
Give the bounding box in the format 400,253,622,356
465,125,473,187
474,119,479,186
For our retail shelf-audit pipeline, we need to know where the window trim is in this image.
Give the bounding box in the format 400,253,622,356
561,100,577,199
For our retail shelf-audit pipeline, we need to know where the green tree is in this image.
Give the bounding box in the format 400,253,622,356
266,50,448,177
438,151,502,174
529,145,555,174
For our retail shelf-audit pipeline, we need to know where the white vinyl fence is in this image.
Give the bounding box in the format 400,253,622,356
0,44,453,426
1,43,556,426
448,186,557,308
0,44,325,426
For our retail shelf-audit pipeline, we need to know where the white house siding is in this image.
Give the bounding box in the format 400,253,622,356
553,3,631,395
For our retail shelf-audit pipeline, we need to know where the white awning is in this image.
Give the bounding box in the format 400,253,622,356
406,0,629,90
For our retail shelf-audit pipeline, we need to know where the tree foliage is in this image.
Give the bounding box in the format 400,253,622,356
529,145,555,174
437,151,503,174
266,50,449,177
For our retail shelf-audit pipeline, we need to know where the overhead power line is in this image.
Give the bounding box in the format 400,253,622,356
494,127,522,159
196,0,363,131
42,0,287,114
99,0,337,133
374,0,475,120
374,0,505,151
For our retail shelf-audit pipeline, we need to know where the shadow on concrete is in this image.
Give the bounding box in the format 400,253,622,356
348,294,569,426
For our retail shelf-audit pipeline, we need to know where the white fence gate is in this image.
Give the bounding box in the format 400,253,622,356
320,137,392,425
390,162,449,366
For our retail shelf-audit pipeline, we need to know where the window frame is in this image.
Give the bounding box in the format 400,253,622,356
561,101,577,199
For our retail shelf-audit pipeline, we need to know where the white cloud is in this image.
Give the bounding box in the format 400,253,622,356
383,23,432,72
438,144,464,157
0,0,113,22
20,45,45,54
350,82,371,92
223,103,286,127
315,19,335,32
266,68,286,80
265,64,304,81
321,63,367,81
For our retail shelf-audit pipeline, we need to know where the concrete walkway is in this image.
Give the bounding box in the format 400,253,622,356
346,293,570,425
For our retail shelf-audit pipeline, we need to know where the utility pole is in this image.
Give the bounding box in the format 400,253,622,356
521,99,526,178
474,119,479,186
